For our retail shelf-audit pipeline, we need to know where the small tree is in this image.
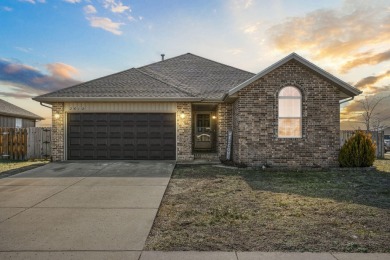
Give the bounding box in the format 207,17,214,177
339,130,376,167
355,95,390,131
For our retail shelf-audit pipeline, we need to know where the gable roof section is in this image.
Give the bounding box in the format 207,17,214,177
0,99,43,120
34,67,201,102
228,53,362,97
33,53,254,102
139,53,255,100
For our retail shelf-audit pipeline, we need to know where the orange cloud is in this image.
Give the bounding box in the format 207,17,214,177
341,50,390,73
266,1,390,62
0,59,81,98
46,63,78,79
355,70,390,88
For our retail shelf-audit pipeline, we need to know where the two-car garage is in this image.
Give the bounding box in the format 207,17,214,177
67,113,176,160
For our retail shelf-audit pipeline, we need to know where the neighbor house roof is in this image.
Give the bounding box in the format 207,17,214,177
0,99,43,120
34,53,254,102
228,53,362,97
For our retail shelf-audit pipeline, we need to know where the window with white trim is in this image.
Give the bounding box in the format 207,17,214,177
278,86,302,138
15,118,22,128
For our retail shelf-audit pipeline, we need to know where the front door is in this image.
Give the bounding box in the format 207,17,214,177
194,113,212,150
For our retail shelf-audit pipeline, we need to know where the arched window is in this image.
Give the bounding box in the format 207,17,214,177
278,86,302,138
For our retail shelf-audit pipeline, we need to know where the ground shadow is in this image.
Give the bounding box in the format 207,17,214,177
8,161,175,178
174,163,390,210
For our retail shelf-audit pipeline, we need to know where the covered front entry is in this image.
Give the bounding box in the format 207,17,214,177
67,113,176,160
192,104,217,152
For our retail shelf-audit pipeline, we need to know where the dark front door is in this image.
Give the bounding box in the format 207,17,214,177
67,113,176,160
194,113,212,150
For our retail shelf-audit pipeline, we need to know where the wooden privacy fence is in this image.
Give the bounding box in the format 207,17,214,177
340,130,385,159
0,127,51,160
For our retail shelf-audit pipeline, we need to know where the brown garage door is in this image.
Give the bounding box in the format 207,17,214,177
67,113,176,160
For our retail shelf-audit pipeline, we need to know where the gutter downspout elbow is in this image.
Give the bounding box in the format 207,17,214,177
339,97,354,104
40,102,52,109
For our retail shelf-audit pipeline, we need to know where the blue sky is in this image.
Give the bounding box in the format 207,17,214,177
0,0,389,128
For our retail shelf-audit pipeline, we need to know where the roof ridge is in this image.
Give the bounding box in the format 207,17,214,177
185,53,256,75
134,68,197,97
137,53,191,69
138,53,255,76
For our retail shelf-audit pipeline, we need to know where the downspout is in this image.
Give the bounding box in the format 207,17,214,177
35,102,52,125
339,97,354,104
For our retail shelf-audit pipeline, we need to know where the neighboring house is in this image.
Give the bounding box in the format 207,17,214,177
33,53,361,167
0,99,43,128
384,127,390,140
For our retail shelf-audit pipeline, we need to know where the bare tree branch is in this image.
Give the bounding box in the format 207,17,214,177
355,95,390,131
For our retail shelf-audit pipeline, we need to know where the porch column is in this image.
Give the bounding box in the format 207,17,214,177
51,102,65,161
176,102,194,161
217,103,232,160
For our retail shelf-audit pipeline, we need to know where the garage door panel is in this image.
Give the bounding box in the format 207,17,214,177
109,137,122,146
67,113,176,160
94,114,108,122
96,150,109,159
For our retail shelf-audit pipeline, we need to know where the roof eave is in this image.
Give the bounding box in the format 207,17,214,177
228,53,362,97
0,112,43,120
32,97,203,103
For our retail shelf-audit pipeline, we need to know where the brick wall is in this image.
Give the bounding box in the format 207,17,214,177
51,102,65,161
177,102,194,161
217,103,232,160
233,60,340,168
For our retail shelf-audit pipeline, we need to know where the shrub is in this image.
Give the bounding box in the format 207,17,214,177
339,130,376,167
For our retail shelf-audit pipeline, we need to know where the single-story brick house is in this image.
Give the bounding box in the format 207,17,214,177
0,99,43,128
33,53,361,167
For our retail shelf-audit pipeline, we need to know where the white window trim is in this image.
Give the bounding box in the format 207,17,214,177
15,118,22,128
278,87,302,138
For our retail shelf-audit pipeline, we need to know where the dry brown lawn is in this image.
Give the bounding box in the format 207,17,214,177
0,160,48,178
145,158,390,252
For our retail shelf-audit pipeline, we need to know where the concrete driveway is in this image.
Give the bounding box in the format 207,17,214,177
0,161,175,260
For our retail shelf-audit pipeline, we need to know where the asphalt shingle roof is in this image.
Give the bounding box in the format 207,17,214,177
139,53,255,99
36,68,195,99
0,99,43,120
34,53,255,101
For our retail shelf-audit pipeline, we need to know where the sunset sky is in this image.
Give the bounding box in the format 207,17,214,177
1,0,389,129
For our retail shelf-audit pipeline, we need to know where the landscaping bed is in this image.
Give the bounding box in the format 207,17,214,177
145,159,390,252
0,160,48,178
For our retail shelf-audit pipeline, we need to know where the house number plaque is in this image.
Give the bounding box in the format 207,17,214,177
67,105,86,111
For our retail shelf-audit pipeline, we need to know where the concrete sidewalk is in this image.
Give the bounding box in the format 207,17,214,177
140,251,390,260
0,251,388,260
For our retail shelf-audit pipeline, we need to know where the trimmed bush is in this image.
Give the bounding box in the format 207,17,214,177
339,130,376,167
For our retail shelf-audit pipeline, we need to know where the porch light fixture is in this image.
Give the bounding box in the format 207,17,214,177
54,113,60,119
180,112,186,119
212,115,217,120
